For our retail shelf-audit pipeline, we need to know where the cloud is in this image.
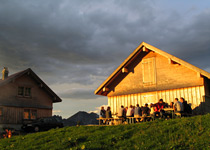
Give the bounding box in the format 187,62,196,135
0,0,210,117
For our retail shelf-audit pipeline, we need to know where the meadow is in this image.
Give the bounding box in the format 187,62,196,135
0,114,210,150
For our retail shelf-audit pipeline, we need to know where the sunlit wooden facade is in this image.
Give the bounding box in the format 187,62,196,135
95,42,210,115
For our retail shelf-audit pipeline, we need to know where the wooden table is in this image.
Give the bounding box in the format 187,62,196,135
163,108,174,118
97,117,123,125
163,108,174,111
97,116,152,125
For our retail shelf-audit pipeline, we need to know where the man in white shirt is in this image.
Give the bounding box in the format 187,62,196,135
126,105,134,123
126,105,133,117
118,105,125,118
173,98,183,112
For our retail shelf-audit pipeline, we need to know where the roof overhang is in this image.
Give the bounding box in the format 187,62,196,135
95,42,210,96
0,68,62,103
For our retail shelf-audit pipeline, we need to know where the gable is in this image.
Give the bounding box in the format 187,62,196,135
107,52,204,96
15,74,53,106
0,68,61,103
95,42,210,96
0,73,53,108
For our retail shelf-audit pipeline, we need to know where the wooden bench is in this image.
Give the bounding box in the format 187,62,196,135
126,116,152,124
97,117,123,125
97,116,152,125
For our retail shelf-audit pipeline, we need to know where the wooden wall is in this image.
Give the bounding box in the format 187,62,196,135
107,52,204,97
0,73,53,109
108,85,205,115
0,106,52,124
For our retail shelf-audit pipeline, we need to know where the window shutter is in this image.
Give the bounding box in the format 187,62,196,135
142,57,156,85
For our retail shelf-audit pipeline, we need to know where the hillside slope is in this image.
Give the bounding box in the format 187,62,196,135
0,114,210,150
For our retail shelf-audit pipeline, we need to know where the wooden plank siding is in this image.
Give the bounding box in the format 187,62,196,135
108,85,205,114
107,52,204,97
0,106,52,124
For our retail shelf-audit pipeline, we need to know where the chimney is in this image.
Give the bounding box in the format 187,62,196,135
2,67,9,80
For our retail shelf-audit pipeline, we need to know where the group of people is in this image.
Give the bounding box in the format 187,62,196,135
100,106,112,118
99,97,192,124
151,97,192,119
117,104,151,122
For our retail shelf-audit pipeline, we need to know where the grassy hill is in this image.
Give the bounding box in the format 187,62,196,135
0,114,210,150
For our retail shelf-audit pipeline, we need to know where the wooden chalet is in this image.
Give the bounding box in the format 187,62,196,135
95,42,210,115
0,68,62,130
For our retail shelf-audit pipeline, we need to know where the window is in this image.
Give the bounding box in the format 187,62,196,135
23,109,30,119
18,87,24,96
23,109,37,120
25,88,31,97
31,110,37,119
142,57,156,85
18,87,31,97
0,108,3,116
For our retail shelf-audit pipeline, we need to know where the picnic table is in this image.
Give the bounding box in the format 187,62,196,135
97,117,123,125
126,116,151,124
163,108,176,118
163,108,173,111
97,116,152,125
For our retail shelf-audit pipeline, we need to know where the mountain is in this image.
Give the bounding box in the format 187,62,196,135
63,111,99,126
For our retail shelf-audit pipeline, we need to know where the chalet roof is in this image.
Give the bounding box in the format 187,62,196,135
95,42,210,96
0,68,62,103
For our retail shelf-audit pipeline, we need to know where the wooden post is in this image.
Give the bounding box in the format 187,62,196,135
168,58,172,64
142,46,149,52
122,67,129,73
103,87,109,92
197,72,201,78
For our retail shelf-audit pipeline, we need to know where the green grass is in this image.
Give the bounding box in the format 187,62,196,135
1,114,210,150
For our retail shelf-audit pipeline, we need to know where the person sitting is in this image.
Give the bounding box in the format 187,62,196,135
169,102,174,108
164,102,169,108
180,97,192,116
118,105,125,122
126,105,134,123
126,105,133,117
153,99,165,119
118,105,124,117
100,106,106,118
124,106,128,116
150,104,155,118
173,98,183,116
99,106,106,125
141,103,151,122
106,106,112,118
134,104,142,122
132,106,135,117
106,106,112,125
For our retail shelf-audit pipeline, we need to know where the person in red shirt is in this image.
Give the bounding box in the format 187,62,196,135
153,99,165,119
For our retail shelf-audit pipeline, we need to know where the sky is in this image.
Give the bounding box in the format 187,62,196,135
0,0,210,118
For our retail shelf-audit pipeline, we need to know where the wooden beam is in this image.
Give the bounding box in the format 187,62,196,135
197,72,201,78
122,67,129,73
103,87,109,92
142,46,149,52
169,59,180,65
168,58,172,64
40,83,43,87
